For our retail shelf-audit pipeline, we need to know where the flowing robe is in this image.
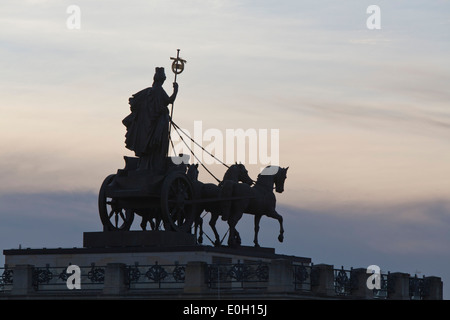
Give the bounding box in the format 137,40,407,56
122,85,170,169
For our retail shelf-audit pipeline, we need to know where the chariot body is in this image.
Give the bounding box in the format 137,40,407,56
99,154,195,233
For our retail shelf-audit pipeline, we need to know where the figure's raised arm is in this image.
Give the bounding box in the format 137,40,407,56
168,82,178,104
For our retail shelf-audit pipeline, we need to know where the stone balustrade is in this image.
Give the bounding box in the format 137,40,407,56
0,260,443,299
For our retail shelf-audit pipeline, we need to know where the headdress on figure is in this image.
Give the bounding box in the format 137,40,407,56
153,67,166,83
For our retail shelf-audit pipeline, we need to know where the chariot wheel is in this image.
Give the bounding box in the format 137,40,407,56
98,174,134,231
161,173,194,232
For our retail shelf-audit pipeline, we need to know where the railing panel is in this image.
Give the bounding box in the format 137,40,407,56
126,262,186,290
372,272,393,299
0,265,13,293
409,275,429,300
334,266,357,296
293,264,319,292
206,261,269,290
32,263,105,291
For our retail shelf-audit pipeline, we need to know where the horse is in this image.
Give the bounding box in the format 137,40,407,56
186,163,254,245
222,166,289,248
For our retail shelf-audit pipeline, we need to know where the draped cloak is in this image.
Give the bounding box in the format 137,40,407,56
122,85,170,159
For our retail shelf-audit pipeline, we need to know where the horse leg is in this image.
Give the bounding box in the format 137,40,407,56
150,218,156,230
194,216,204,244
254,215,262,248
156,209,163,230
140,220,146,230
235,229,241,246
228,225,241,247
209,213,221,246
227,223,236,247
267,210,284,242
139,212,147,231
198,217,204,244
227,210,243,248
194,217,198,236
155,217,162,230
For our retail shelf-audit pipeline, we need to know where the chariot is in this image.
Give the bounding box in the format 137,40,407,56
98,50,288,248
98,154,196,233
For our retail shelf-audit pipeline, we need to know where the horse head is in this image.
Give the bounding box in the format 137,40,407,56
221,163,254,185
274,166,289,193
235,163,254,185
186,163,199,181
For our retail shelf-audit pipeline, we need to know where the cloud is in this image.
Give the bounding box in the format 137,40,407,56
0,192,98,257
1,191,449,297
2,191,449,256
279,199,450,252
296,99,450,138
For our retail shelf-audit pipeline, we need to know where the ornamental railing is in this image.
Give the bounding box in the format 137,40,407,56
334,266,358,296
0,265,13,293
125,262,186,290
206,261,269,290
32,263,105,291
0,261,442,299
409,274,430,300
372,272,394,299
293,263,319,292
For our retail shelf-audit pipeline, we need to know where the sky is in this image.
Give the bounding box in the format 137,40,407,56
1,0,449,298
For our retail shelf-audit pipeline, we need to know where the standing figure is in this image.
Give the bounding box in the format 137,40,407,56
122,67,178,172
